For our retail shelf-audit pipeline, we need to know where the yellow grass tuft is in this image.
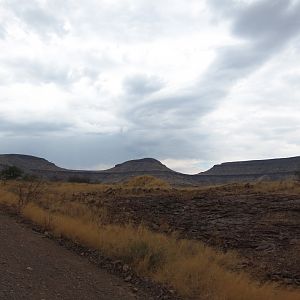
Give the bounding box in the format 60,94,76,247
0,182,18,206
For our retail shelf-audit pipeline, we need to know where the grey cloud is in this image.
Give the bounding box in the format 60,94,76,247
124,92,199,129
10,59,75,84
0,130,216,171
0,133,169,169
232,0,300,42
123,74,164,96
0,118,72,136
23,0,160,42
123,0,300,129
1,0,300,171
1,48,119,86
0,24,5,39
33,0,205,42
205,0,300,93
4,0,67,37
5,59,76,85
210,0,300,43
283,71,300,87
123,128,211,160
2,57,100,86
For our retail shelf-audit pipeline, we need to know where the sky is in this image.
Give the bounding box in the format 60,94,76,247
0,0,300,174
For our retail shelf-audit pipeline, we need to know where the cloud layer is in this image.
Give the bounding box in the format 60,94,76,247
0,0,300,173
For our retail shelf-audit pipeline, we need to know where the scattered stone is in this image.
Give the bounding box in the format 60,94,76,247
255,243,275,251
122,264,130,272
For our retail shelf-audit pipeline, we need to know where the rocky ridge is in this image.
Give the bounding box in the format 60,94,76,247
0,154,298,185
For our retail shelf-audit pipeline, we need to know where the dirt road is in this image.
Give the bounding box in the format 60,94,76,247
0,213,152,300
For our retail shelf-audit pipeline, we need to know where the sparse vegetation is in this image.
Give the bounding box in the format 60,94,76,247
244,179,300,194
16,180,46,211
0,179,299,300
20,203,300,300
0,166,23,181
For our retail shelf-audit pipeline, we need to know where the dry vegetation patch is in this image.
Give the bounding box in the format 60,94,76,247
121,175,171,189
0,179,299,300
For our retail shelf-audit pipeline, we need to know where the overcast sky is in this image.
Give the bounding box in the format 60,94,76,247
0,0,300,174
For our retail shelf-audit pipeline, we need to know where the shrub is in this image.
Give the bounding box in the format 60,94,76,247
1,166,23,180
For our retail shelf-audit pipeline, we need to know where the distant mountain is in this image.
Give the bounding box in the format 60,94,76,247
201,156,300,176
0,154,298,185
0,154,62,172
106,158,174,173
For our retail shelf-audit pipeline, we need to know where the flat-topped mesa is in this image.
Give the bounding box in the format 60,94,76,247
106,158,174,173
200,156,300,176
0,154,62,172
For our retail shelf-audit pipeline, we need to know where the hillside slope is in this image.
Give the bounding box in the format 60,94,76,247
201,156,300,176
0,154,63,172
0,154,298,185
106,158,173,173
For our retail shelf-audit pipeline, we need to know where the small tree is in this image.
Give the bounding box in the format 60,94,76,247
0,166,23,181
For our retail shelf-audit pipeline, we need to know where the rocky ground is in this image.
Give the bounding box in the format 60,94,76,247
73,185,300,287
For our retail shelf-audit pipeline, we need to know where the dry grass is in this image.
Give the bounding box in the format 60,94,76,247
1,179,300,300
0,185,18,206
252,179,300,194
21,203,299,300
48,181,111,193
121,175,171,189
206,180,300,196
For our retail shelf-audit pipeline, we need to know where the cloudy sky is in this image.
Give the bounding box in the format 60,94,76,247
0,0,300,173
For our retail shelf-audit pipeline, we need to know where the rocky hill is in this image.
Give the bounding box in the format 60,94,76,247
0,154,63,172
105,158,173,173
201,156,300,176
0,154,298,185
